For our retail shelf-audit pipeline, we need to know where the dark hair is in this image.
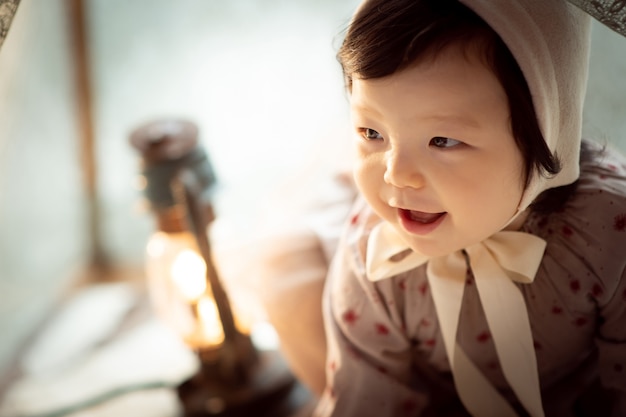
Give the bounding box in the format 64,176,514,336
337,0,561,188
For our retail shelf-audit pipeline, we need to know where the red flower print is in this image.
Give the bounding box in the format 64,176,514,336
420,318,431,327
614,214,626,232
350,214,359,225
418,282,428,295
329,360,337,372
425,338,436,347
573,317,588,327
398,279,407,291
608,164,618,171
551,305,563,314
342,309,359,325
477,331,491,343
562,225,573,237
591,284,603,298
375,323,390,335
570,280,581,293
377,365,388,374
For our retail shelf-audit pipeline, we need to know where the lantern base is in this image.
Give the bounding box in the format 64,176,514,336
177,348,303,417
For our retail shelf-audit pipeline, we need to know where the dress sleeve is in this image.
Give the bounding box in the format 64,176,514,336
313,236,429,417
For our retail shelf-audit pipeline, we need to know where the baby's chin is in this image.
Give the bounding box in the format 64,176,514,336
396,225,498,259
392,229,459,259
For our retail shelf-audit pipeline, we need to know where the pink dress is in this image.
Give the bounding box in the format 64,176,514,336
314,145,626,417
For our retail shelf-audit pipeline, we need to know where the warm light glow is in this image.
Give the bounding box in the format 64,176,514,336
145,230,251,348
170,249,207,302
197,296,225,345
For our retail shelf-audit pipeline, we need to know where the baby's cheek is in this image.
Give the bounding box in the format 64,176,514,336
353,161,375,191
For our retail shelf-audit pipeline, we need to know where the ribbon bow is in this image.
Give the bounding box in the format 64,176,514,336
366,222,547,417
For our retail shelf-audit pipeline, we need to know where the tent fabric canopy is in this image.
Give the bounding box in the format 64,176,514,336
567,0,626,37
0,0,20,49
0,0,623,53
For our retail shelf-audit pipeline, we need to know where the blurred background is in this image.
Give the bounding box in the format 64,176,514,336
0,0,624,414
0,0,358,381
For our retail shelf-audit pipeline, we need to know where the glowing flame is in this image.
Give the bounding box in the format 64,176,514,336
170,249,207,302
197,296,225,345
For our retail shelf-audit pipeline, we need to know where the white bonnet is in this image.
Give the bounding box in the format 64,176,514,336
458,0,592,212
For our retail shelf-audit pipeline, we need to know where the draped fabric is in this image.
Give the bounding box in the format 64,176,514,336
0,0,20,50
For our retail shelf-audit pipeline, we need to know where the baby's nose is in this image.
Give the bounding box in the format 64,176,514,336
383,149,426,189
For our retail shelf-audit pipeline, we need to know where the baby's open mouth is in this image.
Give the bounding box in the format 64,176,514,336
401,209,446,224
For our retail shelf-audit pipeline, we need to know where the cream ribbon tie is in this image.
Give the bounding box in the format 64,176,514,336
366,222,547,417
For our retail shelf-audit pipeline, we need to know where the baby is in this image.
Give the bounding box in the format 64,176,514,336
310,0,626,416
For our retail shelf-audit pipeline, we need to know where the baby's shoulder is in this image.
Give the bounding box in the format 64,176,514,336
531,144,626,227
528,144,626,301
577,143,626,197
572,144,626,237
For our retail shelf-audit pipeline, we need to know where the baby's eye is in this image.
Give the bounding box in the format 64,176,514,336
429,137,462,148
361,128,383,141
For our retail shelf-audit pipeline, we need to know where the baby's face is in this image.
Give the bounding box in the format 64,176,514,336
350,44,525,257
